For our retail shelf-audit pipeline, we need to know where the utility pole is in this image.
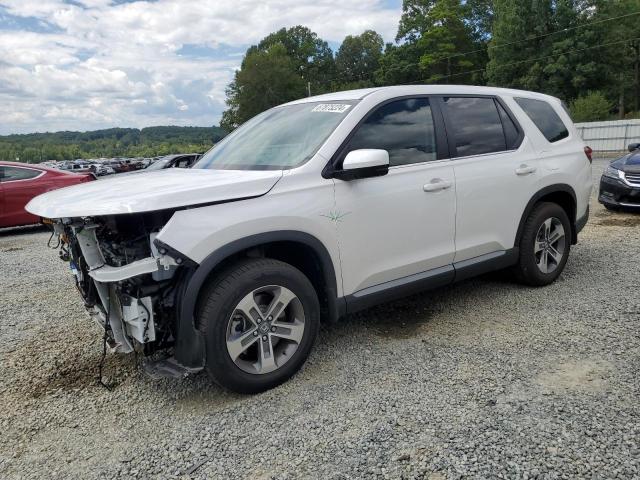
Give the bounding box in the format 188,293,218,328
619,73,626,119
307,82,311,97
633,40,640,114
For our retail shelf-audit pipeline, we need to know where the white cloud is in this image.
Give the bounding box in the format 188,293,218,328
0,0,401,134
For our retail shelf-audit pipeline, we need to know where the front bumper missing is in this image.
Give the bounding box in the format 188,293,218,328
74,224,176,353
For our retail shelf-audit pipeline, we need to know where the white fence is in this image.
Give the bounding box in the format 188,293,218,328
575,119,640,152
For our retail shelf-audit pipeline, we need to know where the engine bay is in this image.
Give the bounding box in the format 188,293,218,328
52,211,184,356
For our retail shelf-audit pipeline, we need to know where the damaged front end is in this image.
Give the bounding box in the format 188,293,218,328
52,212,191,357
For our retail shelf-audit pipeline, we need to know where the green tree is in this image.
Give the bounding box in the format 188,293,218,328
486,0,640,111
396,0,484,84
251,26,335,93
570,91,612,121
220,43,306,130
0,126,225,161
375,42,423,85
487,0,553,90
335,30,384,87
589,0,640,117
466,0,494,42
540,0,606,102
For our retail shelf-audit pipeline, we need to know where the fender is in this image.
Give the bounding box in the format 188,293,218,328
514,183,578,247
173,230,342,368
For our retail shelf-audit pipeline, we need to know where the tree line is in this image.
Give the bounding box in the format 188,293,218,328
0,126,226,163
222,0,640,129
5,0,640,163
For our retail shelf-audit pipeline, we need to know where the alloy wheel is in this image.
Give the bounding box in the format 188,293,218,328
534,217,566,274
225,285,305,375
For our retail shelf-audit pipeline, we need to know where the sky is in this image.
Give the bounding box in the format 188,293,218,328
0,0,403,135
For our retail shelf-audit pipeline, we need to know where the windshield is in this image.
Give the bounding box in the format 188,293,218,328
146,157,171,170
194,101,356,170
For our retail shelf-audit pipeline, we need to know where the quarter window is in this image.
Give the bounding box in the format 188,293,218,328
515,97,569,143
345,98,437,167
497,102,520,150
0,166,41,182
443,97,507,157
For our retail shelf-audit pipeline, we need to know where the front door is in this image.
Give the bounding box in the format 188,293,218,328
332,97,456,297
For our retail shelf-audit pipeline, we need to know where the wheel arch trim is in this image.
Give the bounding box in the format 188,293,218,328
174,230,342,368
515,183,578,247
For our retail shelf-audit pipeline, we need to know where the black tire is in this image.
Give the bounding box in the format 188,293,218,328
197,258,320,394
514,202,572,286
604,204,620,212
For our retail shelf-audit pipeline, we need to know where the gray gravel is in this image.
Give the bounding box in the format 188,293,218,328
1,158,639,479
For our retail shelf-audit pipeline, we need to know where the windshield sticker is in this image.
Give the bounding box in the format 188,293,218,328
312,104,351,113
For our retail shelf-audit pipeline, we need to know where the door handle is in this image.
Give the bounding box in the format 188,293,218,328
423,179,452,192
515,164,536,176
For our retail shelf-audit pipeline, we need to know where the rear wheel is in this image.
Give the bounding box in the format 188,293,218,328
514,202,571,286
197,258,320,394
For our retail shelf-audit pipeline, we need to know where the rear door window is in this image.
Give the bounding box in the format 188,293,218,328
515,97,569,143
443,97,507,157
345,98,438,167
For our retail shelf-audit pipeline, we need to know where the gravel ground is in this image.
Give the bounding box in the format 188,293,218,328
1,157,639,479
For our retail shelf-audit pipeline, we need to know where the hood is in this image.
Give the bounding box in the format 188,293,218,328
26,168,283,218
611,151,640,173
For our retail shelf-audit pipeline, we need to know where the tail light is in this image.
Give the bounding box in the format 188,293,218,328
584,146,593,163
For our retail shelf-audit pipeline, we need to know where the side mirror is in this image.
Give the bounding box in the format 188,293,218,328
628,143,640,152
332,149,389,181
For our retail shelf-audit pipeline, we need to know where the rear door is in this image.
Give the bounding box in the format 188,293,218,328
438,95,539,262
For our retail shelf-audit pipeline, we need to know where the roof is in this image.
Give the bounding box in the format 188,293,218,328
284,85,561,106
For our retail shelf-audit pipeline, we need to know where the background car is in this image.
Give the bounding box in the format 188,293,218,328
58,160,94,173
89,164,116,176
0,161,95,228
599,142,640,210
144,153,201,171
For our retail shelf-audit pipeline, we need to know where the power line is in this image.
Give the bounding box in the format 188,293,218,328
376,9,640,79
306,10,640,89
435,9,640,63
403,36,640,85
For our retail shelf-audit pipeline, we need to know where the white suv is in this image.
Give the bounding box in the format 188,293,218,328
27,86,592,393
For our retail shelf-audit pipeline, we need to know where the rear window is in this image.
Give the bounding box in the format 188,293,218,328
515,97,569,143
0,166,41,182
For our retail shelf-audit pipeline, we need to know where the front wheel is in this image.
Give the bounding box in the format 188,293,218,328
197,258,320,394
514,202,571,286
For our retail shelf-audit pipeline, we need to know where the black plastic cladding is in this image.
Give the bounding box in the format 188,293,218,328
173,231,341,368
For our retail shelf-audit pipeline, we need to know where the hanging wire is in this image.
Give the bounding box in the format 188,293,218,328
401,36,640,85
98,290,114,391
308,10,640,89
429,10,640,64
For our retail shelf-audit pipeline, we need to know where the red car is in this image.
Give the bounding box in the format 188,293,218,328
0,161,95,228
